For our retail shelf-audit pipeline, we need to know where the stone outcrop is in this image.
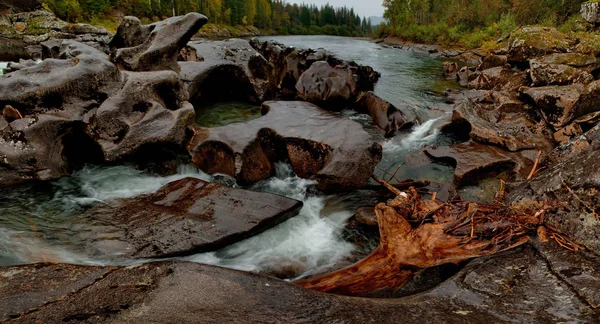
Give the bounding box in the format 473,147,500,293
75,177,303,259
110,13,208,72
468,66,527,91
0,0,42,12
353,91,418,137
2,243,598,323
295,61,357,111
189,101,382,192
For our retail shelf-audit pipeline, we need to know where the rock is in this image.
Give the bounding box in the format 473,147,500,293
478,54,507,70
442,61,459,79
179,38,274,105
2,105,21,122
581,1,600,24
508,148,600,254
252,40,380,99
457,66,477,87
189,101,382,192
295,61,357,111
521,81,600,128
88,70,195,162
1,244,598,323
355,207,378,227
0,114,101,186
41,39,109,60
468,67,527,91
425,140,535,186
0,37,29,61
546,123,600,169
529,53,598,86
111,13,208,72
0,0,42,11
353,91,418,137
508,27,574,62
0,54,120,115
75,177,303,258
449,100,554,152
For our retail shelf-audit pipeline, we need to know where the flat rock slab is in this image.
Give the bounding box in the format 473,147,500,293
189,101,382,192
2,243,598,323
75,177,303,259
425,140,535,187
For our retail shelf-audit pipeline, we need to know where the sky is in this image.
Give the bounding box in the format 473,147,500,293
286,0,385,18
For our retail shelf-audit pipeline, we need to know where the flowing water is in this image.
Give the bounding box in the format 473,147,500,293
0,36,457,278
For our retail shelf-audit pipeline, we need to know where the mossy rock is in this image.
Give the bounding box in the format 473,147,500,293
25,14,67,34
0,24,20,38
508,26,575,62
573,32,600,56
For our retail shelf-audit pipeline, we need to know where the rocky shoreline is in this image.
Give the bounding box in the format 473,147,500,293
1,1,600,322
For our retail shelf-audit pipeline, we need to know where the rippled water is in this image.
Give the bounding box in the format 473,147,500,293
0,62,7,77
0,36,456,277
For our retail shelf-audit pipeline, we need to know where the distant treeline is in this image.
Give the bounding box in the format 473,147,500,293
43,0,374,36
381,0,589,47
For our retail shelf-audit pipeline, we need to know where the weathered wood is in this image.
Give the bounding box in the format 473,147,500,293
296,182,544,296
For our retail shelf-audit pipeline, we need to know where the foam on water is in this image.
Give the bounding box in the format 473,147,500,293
0,62,7,77
187,164,356,279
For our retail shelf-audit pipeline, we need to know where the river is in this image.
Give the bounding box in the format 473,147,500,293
0,36,457,279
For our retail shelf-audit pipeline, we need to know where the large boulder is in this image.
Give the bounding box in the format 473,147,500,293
448,100,554,152
110,13,208,72
74,177,303,258
88,70,195,162
508,27,574,62
521,81,600,128
179,38,274,105
1,244,598,322
296,61,357,111
581,1,600,24
353,91,418,137
189,101,382,192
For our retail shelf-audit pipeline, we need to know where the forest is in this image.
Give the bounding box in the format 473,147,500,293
43,0,374,37
381,0,592,47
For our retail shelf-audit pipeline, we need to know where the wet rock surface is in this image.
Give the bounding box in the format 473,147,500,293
1,242,599,323
295,61,357,110
508,148,600,255
353,91,418,137
189,101,382,192
75,177,303,259
425,140,535,186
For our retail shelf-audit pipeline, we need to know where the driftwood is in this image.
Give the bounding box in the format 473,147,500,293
295,176,551,296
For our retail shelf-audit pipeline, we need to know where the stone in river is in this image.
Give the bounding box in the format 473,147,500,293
189,101,382,192
76,177,303,259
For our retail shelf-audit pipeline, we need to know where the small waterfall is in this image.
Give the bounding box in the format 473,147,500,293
383,117,442,154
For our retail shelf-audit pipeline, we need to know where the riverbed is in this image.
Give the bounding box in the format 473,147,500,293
0,36,457,279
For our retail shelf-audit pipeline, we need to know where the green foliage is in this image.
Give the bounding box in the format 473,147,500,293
43,0,373,37
383,0,590,47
